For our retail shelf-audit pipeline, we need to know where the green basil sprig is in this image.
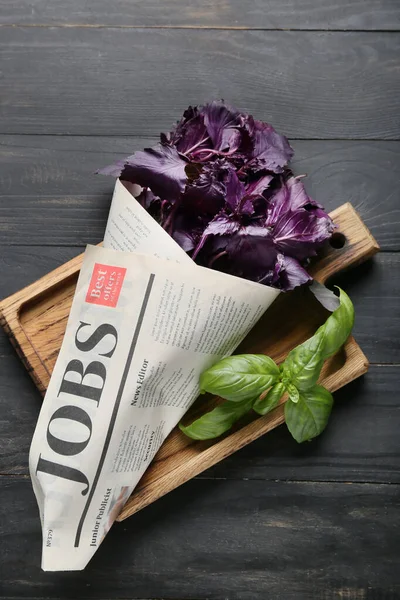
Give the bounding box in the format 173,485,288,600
180,288,354,444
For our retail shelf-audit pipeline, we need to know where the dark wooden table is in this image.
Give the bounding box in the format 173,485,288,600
1,2,399,598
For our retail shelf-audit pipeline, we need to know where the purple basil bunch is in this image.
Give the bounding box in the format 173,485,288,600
100,100,334,290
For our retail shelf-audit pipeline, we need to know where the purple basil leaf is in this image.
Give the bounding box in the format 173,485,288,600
98,100,337,293
272,254,312,290
119,181,166,223
168,106,210,155
262,175,334,260
204,214,241,237
214,226,311,291
223,229,285,287
183,160,228,215
160,132,170,145
179,116,209,155
238,197,254,216
222,168,267,217
265,176,325,226
225,226,275,274
100,144,188,201
309,280,340,312
238,173,275,217
197,234,230,266
192,214,240,259
264,176,290,226
202,100,243,153
98,159,126,178
273,208,334,260
169,208,208,252
245,117,294,174
245,174,274,200
168,105,198,141
172,228,199,252
285,176,324,210
225,168,248,214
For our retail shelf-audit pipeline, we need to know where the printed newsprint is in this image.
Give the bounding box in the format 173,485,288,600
29,180,280,571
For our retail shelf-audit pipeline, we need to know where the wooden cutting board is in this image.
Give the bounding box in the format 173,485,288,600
0,203,379,522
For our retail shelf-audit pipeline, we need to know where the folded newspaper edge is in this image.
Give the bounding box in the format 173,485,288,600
29,180,280,571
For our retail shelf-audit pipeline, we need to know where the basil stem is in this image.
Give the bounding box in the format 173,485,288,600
253,383,286,416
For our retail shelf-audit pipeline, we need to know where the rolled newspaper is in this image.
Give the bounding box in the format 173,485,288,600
29,180,280,571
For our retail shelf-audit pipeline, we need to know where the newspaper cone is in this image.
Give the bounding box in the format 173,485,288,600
29,181,280,571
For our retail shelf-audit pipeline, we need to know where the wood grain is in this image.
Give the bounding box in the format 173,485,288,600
2,350,398,485
202,365,400,484
0,203,378,391
0,0,397,593
1,476,399,599
1,250,398,364
1,137,399,249
331,253,400,364
1,28,399,138
0,204,380,518
119,335,366,521
1,0,399,30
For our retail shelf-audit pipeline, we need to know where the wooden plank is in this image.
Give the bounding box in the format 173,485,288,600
331,252,400,365
0,203,379,387
1,29,399,138
0,135,156,198
0,476,399,598
205,365,400,484
0,246,82,356
0,246,81,302
0,351,41,474
0,249,397,363
1,137,399,250
1,0,400,30
3,350,397,484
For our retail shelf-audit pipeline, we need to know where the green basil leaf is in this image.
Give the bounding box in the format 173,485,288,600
199,354,280,402
282,288,354,391
282,336,325,391
253,382,286,416
284,384,333,443
287,383,300,403
317,287,355,360
179,397,254,440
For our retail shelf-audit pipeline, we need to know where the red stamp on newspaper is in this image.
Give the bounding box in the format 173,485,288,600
86,263,126,308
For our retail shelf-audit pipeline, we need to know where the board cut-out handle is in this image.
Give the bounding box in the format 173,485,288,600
308,203,379,284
